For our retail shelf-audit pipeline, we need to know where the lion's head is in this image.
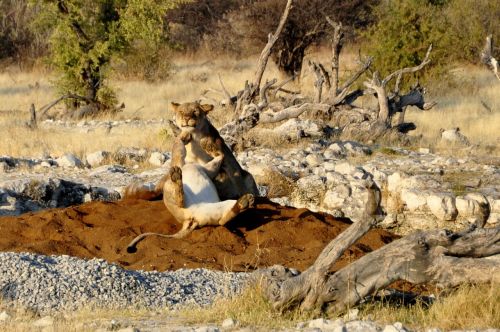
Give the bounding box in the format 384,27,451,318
171,102,214,133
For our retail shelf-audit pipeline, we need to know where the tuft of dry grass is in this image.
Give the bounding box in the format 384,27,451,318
182,283,500,330
181,285,316,329
360,283,500,331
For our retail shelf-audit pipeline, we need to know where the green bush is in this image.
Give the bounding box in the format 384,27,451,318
32,0,181,109
363,0,499,83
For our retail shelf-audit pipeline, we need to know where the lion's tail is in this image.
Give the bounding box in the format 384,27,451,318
121,174,170,200
126,229,192,253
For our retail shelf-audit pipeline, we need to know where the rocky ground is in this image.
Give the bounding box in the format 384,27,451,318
1,119,498,233
0,118,499,331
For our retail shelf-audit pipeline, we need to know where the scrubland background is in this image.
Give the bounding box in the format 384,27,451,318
0,0,498,158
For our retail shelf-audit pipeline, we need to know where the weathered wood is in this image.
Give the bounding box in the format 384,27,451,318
39,93,96,118
260,103,330,124
218,74,237,106
363,45,433,125
252,0,293,94
331,57,373,106
28,103,37,129
364,71,391,124
325,17,343,99
309,61,327,103
256,219,500,314
480,35,500,81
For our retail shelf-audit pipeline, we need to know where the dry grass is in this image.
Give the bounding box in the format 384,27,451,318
0,283,498,331
406,65,500,152
0,304,176,331
181,285,316,329
0,50,498,158
361,283,500,331
182,283,500,330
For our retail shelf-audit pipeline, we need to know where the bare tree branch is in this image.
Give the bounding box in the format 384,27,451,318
480,35,500,81
382,44,433,86
252,0,293,92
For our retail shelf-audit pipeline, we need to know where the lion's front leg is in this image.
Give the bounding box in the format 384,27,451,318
199,136,224,179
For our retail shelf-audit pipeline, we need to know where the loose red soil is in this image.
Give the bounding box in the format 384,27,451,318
0,198,397,272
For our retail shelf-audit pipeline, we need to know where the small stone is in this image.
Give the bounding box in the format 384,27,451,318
419,147,431,154
0,161,9,173
308,318,345,331
456,193,490,226
383,325,400,332
195,327,220,332
296,321,306,328
86,150,109,167
345,320,379,332
343,308,359,321
56,153,82,168
117,328,140,332
221,318,237,328
33,316,54,328
0,311,11,322
334,162,358,175
305,153,324,167
149,152,166,167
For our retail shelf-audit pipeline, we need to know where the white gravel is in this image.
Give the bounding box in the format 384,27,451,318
0,252,249,314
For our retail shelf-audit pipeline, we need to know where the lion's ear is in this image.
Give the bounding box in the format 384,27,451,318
170,102,180,112
199,104,214,113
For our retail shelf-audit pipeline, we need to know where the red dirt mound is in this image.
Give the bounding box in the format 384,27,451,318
0,198,397,272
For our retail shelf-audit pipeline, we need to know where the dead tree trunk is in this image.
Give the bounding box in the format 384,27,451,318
256,215,500,314
480,35,500,81
364,45,434,125
234,0,293,115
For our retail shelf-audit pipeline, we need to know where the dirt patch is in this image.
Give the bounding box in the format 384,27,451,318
0,198,397,272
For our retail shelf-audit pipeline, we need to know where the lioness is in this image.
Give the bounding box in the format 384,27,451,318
123,101,259,201
126,132,254,253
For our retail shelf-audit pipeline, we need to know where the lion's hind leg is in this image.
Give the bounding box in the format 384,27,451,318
217,193,255,226
163,165,185,208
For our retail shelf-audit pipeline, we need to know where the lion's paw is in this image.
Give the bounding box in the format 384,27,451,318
200,137,223,157
169,166,183,183
237,193,255,210
179,131,192,144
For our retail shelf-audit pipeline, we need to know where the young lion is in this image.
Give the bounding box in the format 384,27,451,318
126,132,254,253
123,101,259,201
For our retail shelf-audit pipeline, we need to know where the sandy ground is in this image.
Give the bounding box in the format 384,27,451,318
0,198,397,272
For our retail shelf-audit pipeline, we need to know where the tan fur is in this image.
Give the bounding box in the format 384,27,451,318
126,134,254,253
122,101,258,201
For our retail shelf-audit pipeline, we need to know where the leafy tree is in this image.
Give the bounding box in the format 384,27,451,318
363,0,499,82
364,0,445,79
32,0,181,111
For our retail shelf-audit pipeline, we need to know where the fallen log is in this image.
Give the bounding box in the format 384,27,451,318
256,215,500,314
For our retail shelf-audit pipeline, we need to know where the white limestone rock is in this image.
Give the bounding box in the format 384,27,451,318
148,152,167,167
86,150,110,167
308,318,345,331
456,193,490,226
305,153,324,167
345,320,381,332
440,127,470,146
400,189,428,212
56,153,83,168
426,193,458,221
